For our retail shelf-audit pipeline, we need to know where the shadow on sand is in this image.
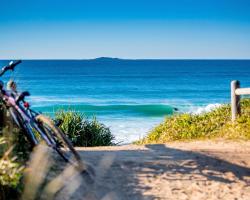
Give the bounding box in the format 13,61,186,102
67,144,250,200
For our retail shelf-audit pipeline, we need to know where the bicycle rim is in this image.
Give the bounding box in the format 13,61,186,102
35,114,86,171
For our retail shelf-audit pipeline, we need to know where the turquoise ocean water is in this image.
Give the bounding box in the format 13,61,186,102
1,59,250,143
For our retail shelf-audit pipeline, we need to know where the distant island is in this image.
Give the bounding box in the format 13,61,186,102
91,57,122,61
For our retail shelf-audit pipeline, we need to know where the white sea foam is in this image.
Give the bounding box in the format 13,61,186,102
190,103,222,115
101,117,162,144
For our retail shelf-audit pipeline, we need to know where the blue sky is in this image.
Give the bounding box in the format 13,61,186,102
1,0,250,59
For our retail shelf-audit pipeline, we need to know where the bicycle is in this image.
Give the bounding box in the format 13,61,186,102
0,60,91,175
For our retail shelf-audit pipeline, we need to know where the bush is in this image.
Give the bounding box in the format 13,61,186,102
137,99,250,144
55,110,115,146
0,136,24,200
0,103,31,200
217,99,250,139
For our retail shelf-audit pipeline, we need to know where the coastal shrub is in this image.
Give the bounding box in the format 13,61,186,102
55,110,115,146
0,104,31,200
0,137,24,200
137,99,250,144
217,99,250,139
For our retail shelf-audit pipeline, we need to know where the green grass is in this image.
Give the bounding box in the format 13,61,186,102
137,99,250,144
55,110,115,146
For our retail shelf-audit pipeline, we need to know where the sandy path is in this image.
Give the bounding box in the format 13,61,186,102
55,141,250,200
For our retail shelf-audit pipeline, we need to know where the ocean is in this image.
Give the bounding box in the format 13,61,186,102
1,59,250,143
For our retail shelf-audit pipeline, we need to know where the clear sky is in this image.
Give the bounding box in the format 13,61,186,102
1,0,250,59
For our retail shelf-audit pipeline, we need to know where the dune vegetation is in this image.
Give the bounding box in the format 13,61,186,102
137,98,250,144
55,110,115,146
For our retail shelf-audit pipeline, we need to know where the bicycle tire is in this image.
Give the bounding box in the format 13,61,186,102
35,114,87,171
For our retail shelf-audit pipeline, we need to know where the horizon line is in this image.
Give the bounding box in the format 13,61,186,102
1,57,250,61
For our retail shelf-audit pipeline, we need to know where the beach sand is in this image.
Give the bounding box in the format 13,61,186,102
55,141,250,200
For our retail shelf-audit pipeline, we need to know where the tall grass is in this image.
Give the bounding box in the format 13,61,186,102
0,132,26,200
55,110,115,146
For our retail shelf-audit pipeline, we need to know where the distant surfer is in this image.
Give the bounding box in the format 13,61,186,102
173,107,179,112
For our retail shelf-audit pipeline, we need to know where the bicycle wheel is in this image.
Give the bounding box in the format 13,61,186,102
35,114,87,172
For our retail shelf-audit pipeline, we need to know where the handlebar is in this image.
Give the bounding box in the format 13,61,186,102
0,60,22,77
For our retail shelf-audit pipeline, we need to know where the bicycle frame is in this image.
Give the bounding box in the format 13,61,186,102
1,88,55,147
0,60,58,147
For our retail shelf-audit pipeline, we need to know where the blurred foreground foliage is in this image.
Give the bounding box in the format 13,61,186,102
0,137,24,200
137,99,250,144
0,106,30,200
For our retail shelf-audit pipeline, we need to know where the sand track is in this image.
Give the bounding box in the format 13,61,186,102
56,141,250,200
